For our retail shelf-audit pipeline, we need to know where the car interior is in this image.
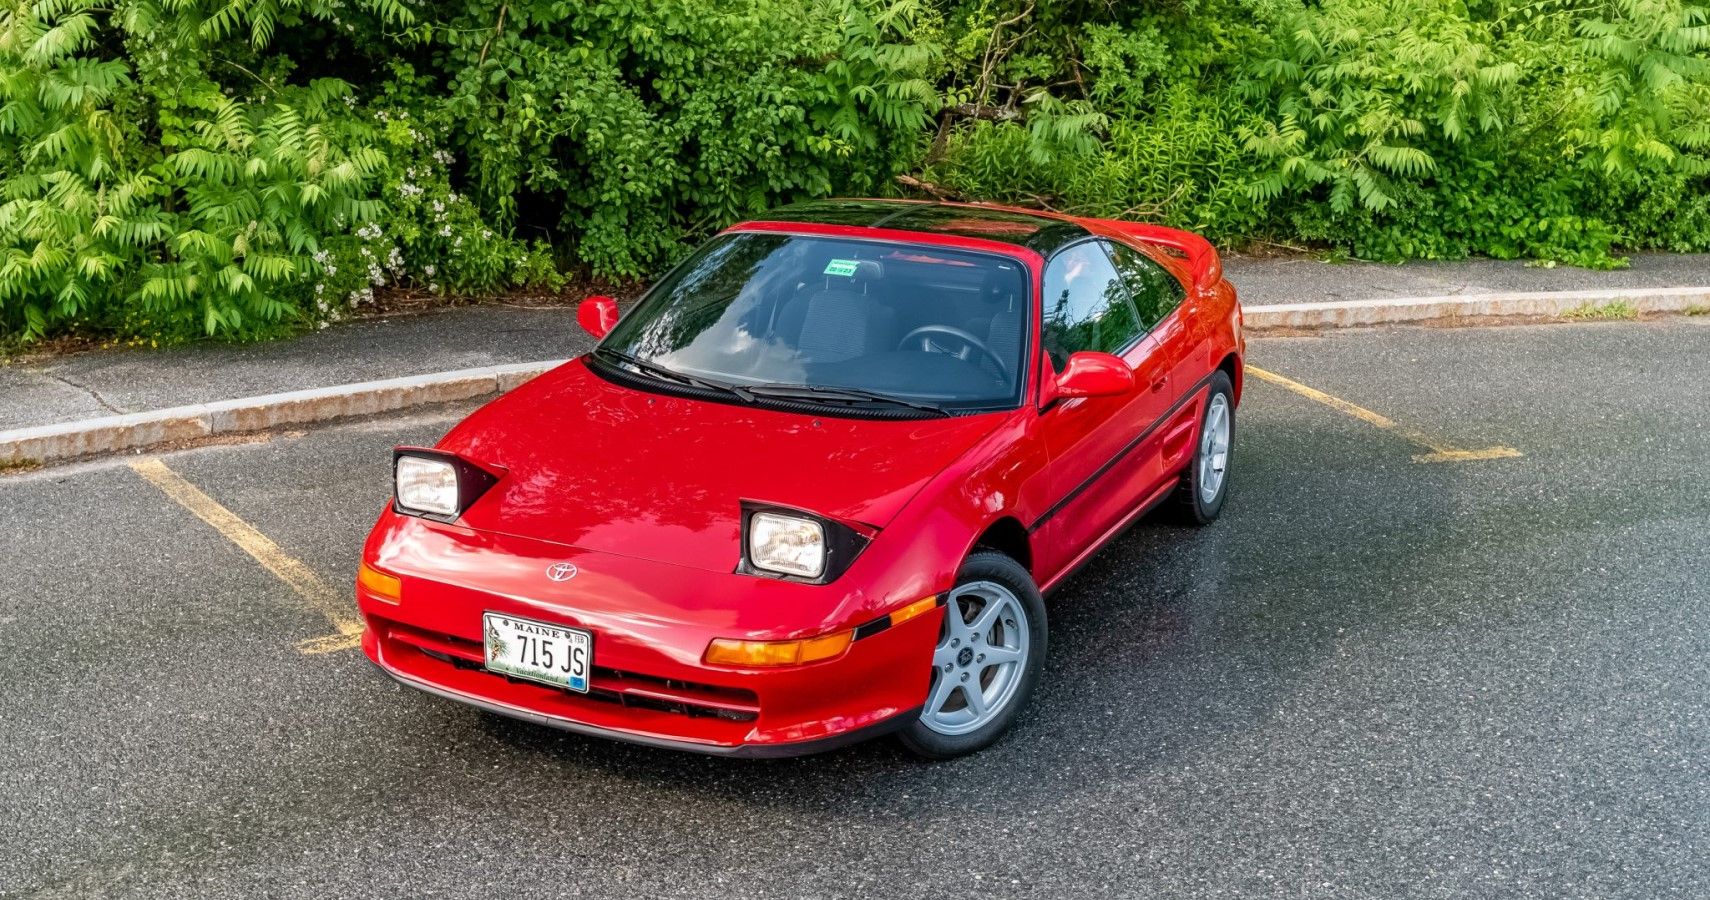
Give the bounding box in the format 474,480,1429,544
746,245,1029,403
620,233,1035,408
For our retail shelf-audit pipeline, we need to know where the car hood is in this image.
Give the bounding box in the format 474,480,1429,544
439,359,1005,572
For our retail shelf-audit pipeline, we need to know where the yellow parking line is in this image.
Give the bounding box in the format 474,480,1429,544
129,458,363,654
1244,365,1521,463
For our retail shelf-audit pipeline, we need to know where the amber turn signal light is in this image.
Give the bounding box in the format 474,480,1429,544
888,595,938,627
703,595,940,667
358,562,402,604
705,630,853,667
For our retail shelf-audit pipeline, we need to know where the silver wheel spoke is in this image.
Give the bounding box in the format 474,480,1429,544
982,646,1023,666
924,672,958,717
963,684,989,717
944,603,971,642
966,594,1009,637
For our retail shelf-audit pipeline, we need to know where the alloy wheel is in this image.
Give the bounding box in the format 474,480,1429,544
1198,392,1231,504
920,580,1031,736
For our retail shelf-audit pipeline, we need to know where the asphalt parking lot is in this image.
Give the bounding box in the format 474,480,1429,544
2,319,1706,899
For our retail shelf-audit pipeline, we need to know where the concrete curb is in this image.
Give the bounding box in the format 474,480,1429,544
0,360,565,468
1244,285,1710,329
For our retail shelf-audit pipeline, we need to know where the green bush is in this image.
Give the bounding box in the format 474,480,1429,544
0,0,943,342
1,0,1707,344
921,0,1710,267
419,0,941,279
924,84,1264,237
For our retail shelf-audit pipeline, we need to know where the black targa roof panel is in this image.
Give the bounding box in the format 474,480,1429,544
762,200,1089,257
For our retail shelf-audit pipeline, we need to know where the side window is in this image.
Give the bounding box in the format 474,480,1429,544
1107,241,1187,331
1039,241,1142,370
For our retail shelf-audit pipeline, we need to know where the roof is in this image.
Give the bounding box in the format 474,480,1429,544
758,200,1090,257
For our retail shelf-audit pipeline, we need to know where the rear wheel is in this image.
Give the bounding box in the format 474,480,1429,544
898,551,1046,759
1170,370,1234,525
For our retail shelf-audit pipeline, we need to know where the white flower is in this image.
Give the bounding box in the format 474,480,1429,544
437,225,452,238
428,282,440,294
423,264,436,276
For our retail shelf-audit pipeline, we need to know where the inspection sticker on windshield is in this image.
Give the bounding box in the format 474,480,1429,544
824,259,860,277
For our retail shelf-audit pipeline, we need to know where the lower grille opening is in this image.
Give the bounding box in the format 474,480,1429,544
387,621,759,723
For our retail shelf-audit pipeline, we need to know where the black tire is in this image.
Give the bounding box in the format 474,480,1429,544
1169,370,1235,526
898,551,1047,759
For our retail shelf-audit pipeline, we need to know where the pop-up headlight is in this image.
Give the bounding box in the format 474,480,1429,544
392,448,499,522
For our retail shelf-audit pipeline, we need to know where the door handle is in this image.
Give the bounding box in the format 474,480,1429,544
1150,376,1167,393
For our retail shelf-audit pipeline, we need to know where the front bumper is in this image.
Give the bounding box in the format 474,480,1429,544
372,654,920,757
359,512,942,756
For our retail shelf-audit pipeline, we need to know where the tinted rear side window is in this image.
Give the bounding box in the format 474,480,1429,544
1107,241,1187,331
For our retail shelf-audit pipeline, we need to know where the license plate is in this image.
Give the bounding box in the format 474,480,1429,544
483,612,592,693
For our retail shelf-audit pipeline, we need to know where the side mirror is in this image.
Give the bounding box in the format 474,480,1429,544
577,295,619,339
1054,351,1135,399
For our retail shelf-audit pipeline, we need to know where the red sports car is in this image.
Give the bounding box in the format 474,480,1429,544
359,199,1243,758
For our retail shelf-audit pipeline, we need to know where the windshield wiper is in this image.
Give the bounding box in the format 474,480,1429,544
742,383,952,417
594,348,754,401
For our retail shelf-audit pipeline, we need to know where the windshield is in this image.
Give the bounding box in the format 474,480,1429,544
597,233,1030,412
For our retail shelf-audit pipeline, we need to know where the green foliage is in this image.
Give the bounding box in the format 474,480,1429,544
924,84,1263,235
0,0,412,340
1575,0,1710,176
0,0,943,341
2,0,1708,343
309,102,565,322
923,0,1710,267
1562,299,1640,318
425,0,940,279
1240,0,1521,213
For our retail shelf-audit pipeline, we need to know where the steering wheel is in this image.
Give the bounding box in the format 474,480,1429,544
897,325,1008,379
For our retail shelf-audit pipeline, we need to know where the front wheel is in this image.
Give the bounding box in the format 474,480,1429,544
898,551,1047,759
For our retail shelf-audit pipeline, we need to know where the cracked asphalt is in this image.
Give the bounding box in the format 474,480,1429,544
1,319,1706,898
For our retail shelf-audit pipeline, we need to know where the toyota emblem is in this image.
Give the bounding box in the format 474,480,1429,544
545,562,579,582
